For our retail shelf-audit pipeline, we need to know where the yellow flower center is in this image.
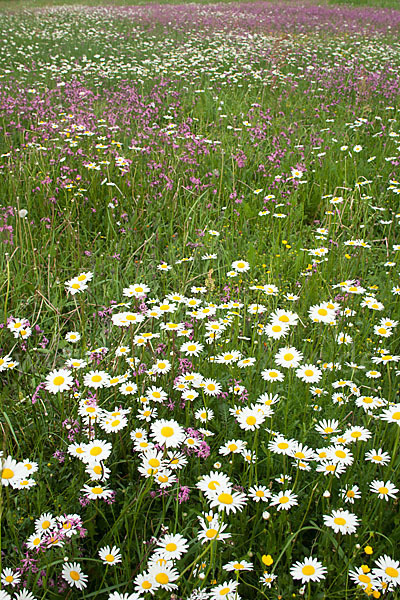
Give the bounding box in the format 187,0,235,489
334,517,346,526
161,426,174,438
206,528,217,538
111,420,120,427
142,580,152,589
155,573,169,585
346,491,355,498
392,412,400,420
53,376,65,386
246,416,256,426
91,487,103,495
318,308,328,316
277,442,288,450
284,353,294,361
335,450,346,459
386,567,399,578
149,458,160,468
279,496,289,504
105,554,115,562
90,446,102,456
5,575,14,583
218,492,233,504
219,587,231,595
304,369,314,377
165,543,177,552
2,468,14,479
379,487,389,495
70,570,80,581
302,565,315,576
228,444,237,451
256,490,264,497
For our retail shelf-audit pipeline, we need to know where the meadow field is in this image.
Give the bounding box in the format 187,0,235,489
1,1,400,598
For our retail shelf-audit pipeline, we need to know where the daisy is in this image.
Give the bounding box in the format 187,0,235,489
344,426,372,442
231,260,250,272
315,419,340,435
123,283,150,298
203,379,222,396
134,572,159,595
372,555,400,587
224,559,253,572
119,381,138,395
290,556,327,584
61,563,88,591
197,517,231,544
355,395,384,411
26,532,43,550
365,448,391,466
99,545,122,566
137,405,157,422
154,533,189,560
380,405,400,425
219,439,246,456
83,439,112,463
145,386,168,403
248,486,271,503
148,564,178,591
209,580,239,599
259,572,277,587
270,489,298,511
65,331,81,343
370,480,399,501
150,419,185,448
100,415,128,434
261,368,285,382
152,360,172,375
315,461,347,477
296,364,322,383
326,445,354,466
340,485,361,504
323,509,359,534
1,568,21,587
83,370,110,389
195,407,214,422
349,567,378,591
236,406,266,431
81,485,115,500
268,436,296,456
65,279,88,295
309,303,336,323
263,322,290,339
197,471,232,498
1,456,25,487
270,308,299,326
45,368,74,394
66,358,87,369
209,487,247,515
291,443,316,462
215,350,242,364
180,341,204,357
275,347,303,369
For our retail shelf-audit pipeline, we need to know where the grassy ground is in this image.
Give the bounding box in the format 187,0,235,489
1,2,400,599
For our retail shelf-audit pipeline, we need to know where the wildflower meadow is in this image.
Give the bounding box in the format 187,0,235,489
1,0,400,598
